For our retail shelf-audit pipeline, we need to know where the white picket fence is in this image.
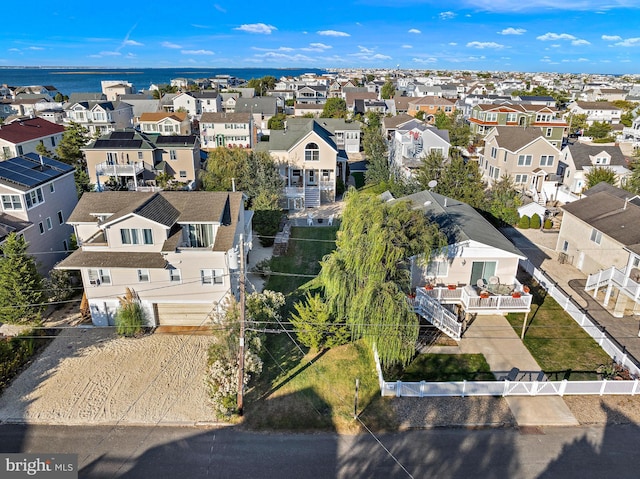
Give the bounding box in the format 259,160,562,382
374,259,640,397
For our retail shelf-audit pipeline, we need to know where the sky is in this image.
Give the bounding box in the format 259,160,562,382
1,0,640,74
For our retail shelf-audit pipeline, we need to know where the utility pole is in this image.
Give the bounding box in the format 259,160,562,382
237,234,246,416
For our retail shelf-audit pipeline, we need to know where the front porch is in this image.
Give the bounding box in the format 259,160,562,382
282,166,338,209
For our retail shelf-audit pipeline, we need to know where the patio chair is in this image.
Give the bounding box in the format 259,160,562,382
307,214,313,226
489,276,500,286
476,278,487,290
328,214,334,226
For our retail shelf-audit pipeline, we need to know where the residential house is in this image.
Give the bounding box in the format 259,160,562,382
389,190,531,339
171,92,222,119
139,112,191,136
291,117,361,154
101,81,134,102
82,130,202,191
480,126,561,200
343,91,378,113
56,191,252,326
0,117,65,159
256,119,347,209
566,101,622,125
623,115,640,146
234,97,278,136
118,94,161,127
294,103,324,117
558,142,630,195
199,112,254,149
0,153,77,274
389,121,451,178
557,183,640,316
407,96,456,124
63,99,134,136
11,94,53,117
295,85,327,105
382,113,416,140
469,103,568,147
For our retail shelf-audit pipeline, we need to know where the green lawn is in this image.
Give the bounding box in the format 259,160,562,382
386,353,494,382
506,280,611,380
265,226,338,294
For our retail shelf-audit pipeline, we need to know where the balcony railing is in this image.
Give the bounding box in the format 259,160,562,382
586,266,640,302
417,282,532,314
96,161,145,177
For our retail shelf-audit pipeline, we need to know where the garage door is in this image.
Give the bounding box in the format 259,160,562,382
155,303,216,326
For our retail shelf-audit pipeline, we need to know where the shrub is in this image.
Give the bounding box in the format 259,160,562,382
543,218,553,229
115,288,146,337
253,210,283,246
517,215,530,229
44,269,77,302
530,213,542,229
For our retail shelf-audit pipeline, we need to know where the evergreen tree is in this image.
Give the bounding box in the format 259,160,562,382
486,175,522,225
380,81,395,100
0,233,45,324
320,98,347,119
35,141,54,158
363,112,389,185
291,293,350,351
56,121,90,166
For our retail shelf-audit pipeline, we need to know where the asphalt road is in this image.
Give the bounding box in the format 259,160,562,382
1,423,639,478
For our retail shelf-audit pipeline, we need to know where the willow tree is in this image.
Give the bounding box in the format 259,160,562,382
318,190,445,366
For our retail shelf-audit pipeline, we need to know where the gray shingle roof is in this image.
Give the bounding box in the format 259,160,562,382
391,190,525,257
266,119,337,152
56,250,166,269
564,143,628,170
491,126,545,152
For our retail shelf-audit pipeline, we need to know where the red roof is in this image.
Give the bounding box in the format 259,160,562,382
0,118,65,144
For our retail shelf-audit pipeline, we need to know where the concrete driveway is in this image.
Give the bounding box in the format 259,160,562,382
0,328,217,426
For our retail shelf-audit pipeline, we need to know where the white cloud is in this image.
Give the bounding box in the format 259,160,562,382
450,0,637,13
262,52,315,63
99,51,122,56
349,46,391,60
402,45,413,49
27,46,44,51
191,24,211,29
161,41,182,49
498,27,526,35
615,37,640,47
537,32,576,41
252,46,295,52
123,40,143,46
181,49,215,55
408,28,421,34
439,11,456,20
8,48,20,52
317,30,350,37
235,23,277,34
214,4,226,12
466,41,504,49
308,42,331,50
540,56,552,62
412,57,437,64
572,39,591,46
449,42,458,46
602,35,622,41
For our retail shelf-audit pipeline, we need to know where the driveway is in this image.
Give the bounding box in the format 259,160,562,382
0,328,217,425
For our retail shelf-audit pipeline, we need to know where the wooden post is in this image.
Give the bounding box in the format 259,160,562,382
521,312,529,340
353,378,360,419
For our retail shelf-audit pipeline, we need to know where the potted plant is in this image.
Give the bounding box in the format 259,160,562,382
480,291,490,299
522,285,530,294
447,284,457,290
425,284,434,291
512,291,522,299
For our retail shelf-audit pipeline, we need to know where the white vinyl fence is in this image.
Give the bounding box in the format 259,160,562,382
375,259,640,397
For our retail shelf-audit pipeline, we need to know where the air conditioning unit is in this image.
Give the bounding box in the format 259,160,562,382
89,278,101,286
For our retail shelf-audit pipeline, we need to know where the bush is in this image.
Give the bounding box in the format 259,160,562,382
517,215,530,229
253,210,283,247
336,177,346,196
0,329,52,392
115,288,146,337
530,213,542,229
543,218,553,229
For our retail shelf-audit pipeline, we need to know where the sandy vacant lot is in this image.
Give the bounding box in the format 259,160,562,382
0,328,217,425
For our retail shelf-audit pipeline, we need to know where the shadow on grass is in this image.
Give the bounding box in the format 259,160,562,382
260,349,328,400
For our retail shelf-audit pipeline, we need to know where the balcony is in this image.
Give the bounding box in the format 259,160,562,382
415,282,532,314
96,161,145,177
586,266,640,303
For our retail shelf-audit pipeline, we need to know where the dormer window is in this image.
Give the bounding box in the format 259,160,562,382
595,156,608,165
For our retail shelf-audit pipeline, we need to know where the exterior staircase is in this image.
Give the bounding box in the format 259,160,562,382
305,186,321,208
413,290,462,340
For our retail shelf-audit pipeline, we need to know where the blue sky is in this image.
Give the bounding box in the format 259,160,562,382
2,0,639,74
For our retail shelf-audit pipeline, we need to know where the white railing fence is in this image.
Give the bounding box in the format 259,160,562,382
376,259,640,397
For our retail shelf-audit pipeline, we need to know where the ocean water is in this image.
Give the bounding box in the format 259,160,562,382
0,67,327,96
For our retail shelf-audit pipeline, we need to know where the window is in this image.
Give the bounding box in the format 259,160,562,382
590,228,602,245
38,222,45,234
426,259,448,277
304,142,320,161
184,224,214,248
540,155,554,167
137,269,150,282
51,137,56,147
46,217,52,230
170,150,177,160
25,188,44,209
138,151,143,160
634,257,640,268
62,240,68,251
57,211,64,225
169,269,181,283
88,268,111,286
49,183,55,193
490,147,497,159
485,112,497,122
546,128,553,137
515,174,528,184
1,195,22,210
120,228,153,245
562,241,569,253
506,113,517,122
17,145,23,155
517,155,532,166
595,156,609,165
492,167,500,179
201,269,224,285
179,170,187,178
470,261,497,285
107,152,117,164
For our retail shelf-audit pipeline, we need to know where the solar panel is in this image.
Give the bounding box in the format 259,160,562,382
0,155,70,187
110,131,135,140
93,139,143,149
156,135,194,145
